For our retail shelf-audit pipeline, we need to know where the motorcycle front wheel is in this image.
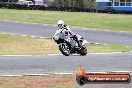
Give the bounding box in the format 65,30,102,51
59,43,70,56
79,46,87,56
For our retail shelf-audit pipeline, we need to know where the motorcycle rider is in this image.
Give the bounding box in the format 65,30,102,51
57,20,82,49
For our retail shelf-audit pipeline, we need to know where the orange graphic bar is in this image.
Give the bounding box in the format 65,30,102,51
76,67,131,85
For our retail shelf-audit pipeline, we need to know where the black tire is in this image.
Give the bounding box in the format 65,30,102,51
79,46,87,56
59,43,70,56
76,75,87,86
128,74,131,83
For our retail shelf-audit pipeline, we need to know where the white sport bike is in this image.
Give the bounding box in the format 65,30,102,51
53,29,88,56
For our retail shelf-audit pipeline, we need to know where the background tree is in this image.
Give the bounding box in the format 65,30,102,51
46,0,96,9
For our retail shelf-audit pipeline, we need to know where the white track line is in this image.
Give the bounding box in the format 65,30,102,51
110,71,132,73
10,34,15,35
0,51,132,57
39,37,45,39
21,35,27,36
0,55,33,56
1,71,132,77
0,73,74,77
31,36,36,38
1,33,7,34
0,33,49,39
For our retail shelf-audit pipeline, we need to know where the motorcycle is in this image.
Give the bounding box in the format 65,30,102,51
53,29,88,56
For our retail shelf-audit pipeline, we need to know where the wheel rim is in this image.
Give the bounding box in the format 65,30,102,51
61,43,70,53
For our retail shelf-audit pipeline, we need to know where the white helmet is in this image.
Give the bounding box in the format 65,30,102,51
57,20,64,26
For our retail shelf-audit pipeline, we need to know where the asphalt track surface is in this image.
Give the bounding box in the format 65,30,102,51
0,21,132,45
0,21,132,88
0,53,132,75
0,53,132,88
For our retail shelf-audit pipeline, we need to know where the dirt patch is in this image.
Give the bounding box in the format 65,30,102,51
0,75,76,88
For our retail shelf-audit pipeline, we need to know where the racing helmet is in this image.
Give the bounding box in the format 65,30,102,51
57,20,64,28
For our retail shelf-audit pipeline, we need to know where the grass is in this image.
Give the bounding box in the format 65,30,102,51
48,83,74,88
0,9,132,31
0,72,132,88
0,34,60,55
0,75,76,88
87,44,132,53
0,34,132,55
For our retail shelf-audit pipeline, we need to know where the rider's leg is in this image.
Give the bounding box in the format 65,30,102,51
72,35,82,48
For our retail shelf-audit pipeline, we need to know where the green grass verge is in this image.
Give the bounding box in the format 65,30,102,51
0,9,132,31
87,44,132,53
0,34,132,55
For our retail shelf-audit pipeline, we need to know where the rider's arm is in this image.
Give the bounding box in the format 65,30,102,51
66,26,75,36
